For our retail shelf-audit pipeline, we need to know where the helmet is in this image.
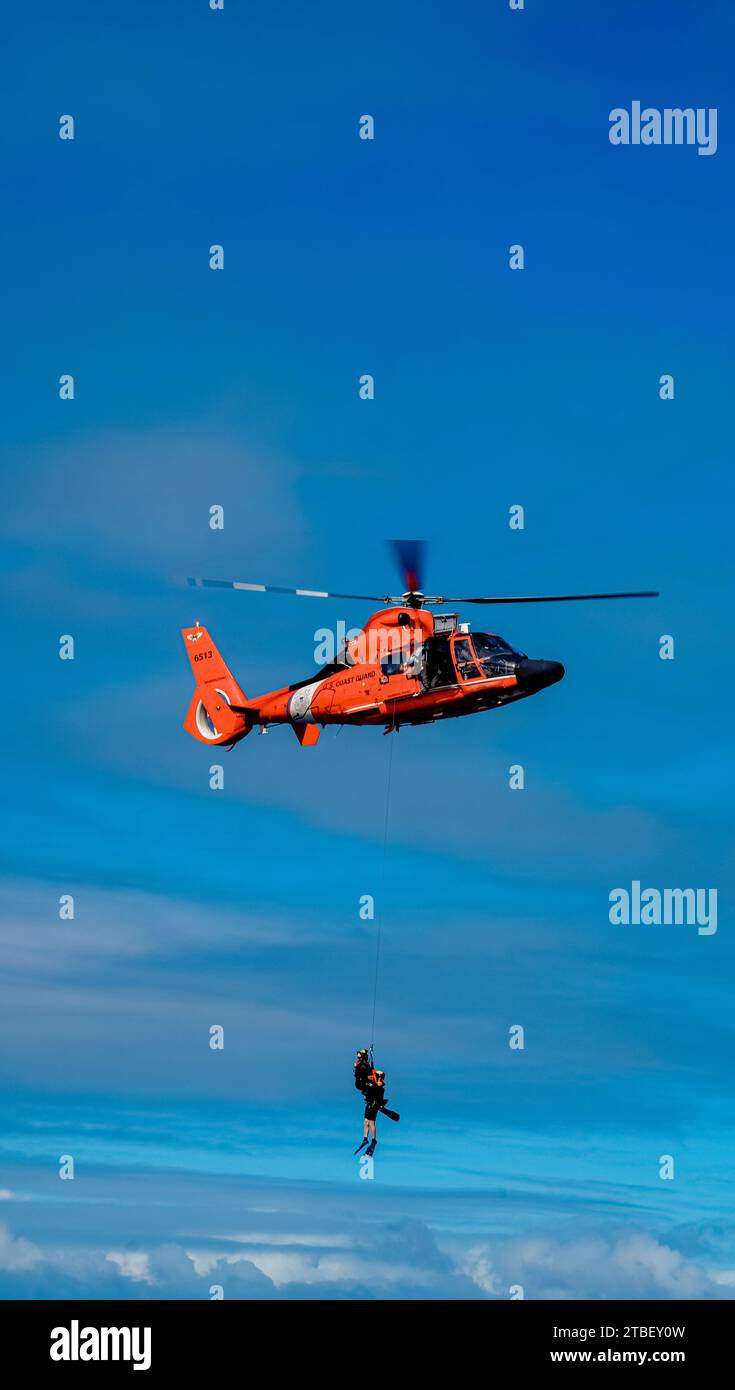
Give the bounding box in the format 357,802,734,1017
374,1069,385,1081
357,1048,368,1058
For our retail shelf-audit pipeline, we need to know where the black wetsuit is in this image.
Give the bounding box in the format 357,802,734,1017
354,1058,371,1092
363,1078,385,1120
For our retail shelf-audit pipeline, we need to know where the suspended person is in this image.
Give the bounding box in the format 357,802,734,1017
355,1066,399,1156
354,1047,371,1093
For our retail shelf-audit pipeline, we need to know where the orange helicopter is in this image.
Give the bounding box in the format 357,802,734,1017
180,542,657,748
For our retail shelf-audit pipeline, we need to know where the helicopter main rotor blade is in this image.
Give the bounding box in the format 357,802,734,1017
183,575,659,607
185,577,389,602
426,591,659,605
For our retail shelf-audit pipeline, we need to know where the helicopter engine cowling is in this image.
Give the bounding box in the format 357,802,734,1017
345,606,434,666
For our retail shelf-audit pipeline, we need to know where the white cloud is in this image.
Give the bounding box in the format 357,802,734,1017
454,1230,735,1300
0,1215,732,1300
0,1224,41,1273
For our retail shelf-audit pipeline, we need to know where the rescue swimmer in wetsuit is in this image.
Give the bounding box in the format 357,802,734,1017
355,1067,388,1156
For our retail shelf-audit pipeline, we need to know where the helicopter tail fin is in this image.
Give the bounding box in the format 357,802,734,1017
181,625,253,745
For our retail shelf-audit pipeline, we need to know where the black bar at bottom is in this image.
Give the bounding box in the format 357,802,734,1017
1,1297,730,1376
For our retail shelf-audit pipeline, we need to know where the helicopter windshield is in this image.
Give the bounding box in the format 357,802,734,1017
470,632,522,677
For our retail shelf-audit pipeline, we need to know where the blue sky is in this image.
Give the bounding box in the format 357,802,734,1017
1,0,733,1298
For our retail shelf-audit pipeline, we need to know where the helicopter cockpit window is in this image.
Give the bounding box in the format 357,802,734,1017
453,638,482,682
380,652,404,676
472,633,514,657
471,632,520,677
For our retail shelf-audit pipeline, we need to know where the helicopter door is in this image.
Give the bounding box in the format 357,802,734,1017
423,636,456,689
452,637,482,683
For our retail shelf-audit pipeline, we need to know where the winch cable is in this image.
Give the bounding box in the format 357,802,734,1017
368,728,396,1063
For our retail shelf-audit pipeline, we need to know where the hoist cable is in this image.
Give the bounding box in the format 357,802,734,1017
369,729,396,1056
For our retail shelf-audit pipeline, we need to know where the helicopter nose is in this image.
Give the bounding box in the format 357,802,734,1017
516,659,565,691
